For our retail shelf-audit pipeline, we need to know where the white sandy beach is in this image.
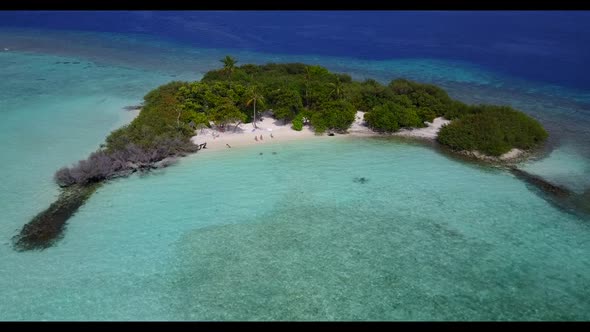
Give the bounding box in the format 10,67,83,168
129,106,523,162
393,117,451,139
347,111,374,136
190,111,320,152
189,111,454,152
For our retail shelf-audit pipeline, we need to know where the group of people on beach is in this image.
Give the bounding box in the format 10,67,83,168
254,133,273,142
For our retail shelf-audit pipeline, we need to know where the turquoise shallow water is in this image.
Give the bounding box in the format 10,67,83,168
2,139,589,320
1,29,590,320
0,50,199,230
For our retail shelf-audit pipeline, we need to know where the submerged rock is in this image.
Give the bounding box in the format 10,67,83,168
353,177,369,184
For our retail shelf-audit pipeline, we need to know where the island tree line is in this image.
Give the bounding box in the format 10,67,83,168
55,56,548,187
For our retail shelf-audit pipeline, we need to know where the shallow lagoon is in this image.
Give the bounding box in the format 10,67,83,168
0,29,589,320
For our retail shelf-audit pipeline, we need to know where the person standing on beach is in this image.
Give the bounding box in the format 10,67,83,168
255,136,258,142
260,135,264,141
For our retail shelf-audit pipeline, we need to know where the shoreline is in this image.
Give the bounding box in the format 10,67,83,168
187,110,528,163
191,111,329,153
127,106,529,164
189,111,451,152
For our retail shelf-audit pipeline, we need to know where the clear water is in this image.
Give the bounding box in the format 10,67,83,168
1,28,590,321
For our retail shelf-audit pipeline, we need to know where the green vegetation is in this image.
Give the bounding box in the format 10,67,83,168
292,113,304,131
105,81,194,151
199,62,357,133
184,57,548,153
54,56,549,187
361,79,472,133
365,101,423,133
437,105,549,156
55,81,199,187
311,100,356,134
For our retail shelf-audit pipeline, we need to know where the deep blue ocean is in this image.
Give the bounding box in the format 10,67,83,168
1,11,590,320
1,11,589,89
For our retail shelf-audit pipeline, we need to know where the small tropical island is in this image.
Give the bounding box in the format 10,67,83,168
13,56,550,251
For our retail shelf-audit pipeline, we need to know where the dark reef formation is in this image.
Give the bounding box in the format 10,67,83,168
12,144,203,252
12,184,100,251
509,167,590,218
509,167,571,198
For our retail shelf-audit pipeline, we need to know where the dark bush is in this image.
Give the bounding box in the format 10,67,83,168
437,105,548,156
55,135,200,187
388,78,456,118
292,113,304,131
311,100,356,134
365,101,423,132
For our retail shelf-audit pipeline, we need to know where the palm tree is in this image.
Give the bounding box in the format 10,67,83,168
328,77,345,100
220,55,237,85
246,86,265,129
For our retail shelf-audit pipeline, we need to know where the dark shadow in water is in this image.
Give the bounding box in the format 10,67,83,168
353,177,369,184
12,183,101,252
